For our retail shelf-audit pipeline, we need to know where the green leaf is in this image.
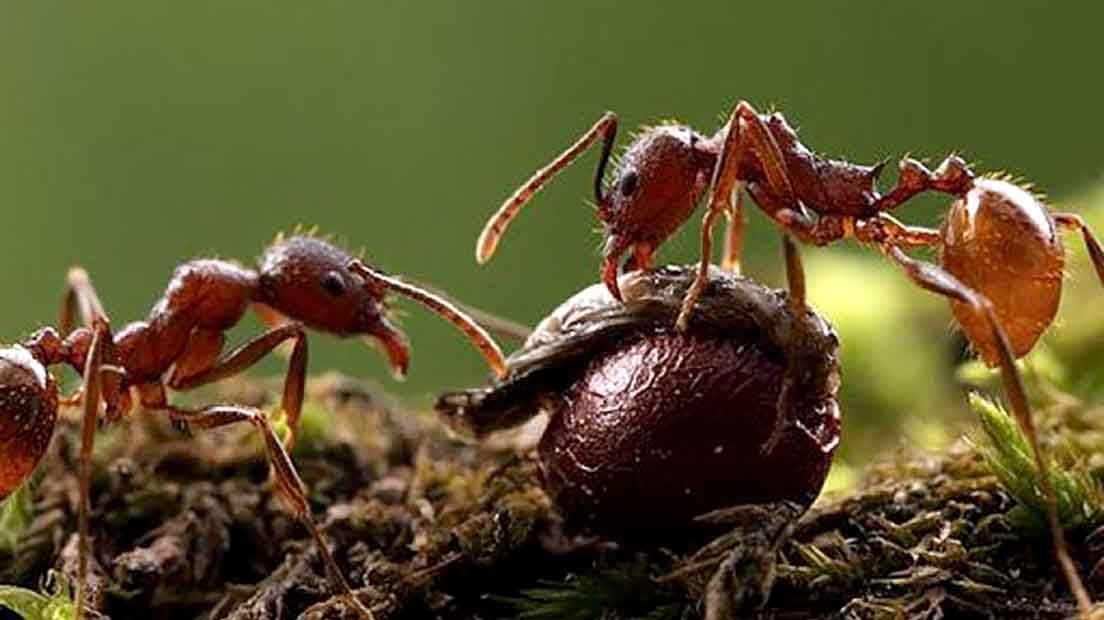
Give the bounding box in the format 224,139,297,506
0,571,77,620
0,484,34,554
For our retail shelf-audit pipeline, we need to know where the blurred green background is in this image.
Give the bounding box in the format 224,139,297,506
3,2,1103,465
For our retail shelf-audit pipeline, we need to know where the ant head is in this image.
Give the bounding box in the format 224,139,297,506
0,346,59,500
600,125,714,242
257,235,411,378
940,177,1064,365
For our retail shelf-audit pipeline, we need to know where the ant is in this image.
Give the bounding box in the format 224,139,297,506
475,101,1104,614
0,233,510,620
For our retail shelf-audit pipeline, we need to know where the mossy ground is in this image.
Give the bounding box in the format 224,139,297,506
1,371,1102,620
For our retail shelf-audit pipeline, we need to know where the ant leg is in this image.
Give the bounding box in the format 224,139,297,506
166,329,226,388
755,236,811,457
871,155,975,212
631,243,655,272
169,323,308,451
720,186,746,273
74,319,110,620
156,401,375,620
782,235,806,311
60,268,108,336
1054,213,1104,286
882,244,1092,614
477,111,619,264
677,200,727,331
680,102,805,330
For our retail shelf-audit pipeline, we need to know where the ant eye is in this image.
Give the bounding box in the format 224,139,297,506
619,171,638,197
321,271,346,297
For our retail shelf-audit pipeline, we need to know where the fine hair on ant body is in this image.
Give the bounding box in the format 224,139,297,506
476,100,1104,613
0,233,510,620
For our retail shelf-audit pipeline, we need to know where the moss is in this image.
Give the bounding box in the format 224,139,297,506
971,393,1101,535
1,371,1103,619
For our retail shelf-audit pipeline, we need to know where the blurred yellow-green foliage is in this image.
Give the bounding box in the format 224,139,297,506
3,3,1103,468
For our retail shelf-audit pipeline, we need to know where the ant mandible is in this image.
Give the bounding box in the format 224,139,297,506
475,101,1104,613
0,233,509,620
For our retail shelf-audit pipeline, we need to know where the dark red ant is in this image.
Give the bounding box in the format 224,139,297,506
0,234,509,620
476,101,1104,613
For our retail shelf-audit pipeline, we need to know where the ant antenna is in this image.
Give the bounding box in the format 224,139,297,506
347,260,508,378
476,111,619,264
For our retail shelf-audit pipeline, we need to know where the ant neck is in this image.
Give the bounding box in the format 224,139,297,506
23,326,93,374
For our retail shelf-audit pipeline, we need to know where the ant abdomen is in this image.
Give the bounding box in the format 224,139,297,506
940,177,1065,365
0,346,58,500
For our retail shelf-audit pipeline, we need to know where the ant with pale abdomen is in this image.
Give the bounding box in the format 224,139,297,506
475,100,1104,614
0,233,512,620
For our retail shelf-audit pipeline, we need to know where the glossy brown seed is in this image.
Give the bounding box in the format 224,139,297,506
438,266,841,537
539,329,839,535
941,178,1064,365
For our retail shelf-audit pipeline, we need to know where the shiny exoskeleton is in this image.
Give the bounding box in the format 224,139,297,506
475,101,1104,613
438,265,840,616
0,234,508,620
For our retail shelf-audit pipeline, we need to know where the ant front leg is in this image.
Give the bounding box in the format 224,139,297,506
74,318,111,620
60,267,108,336
169,323,308,451
720,186,746,273
151,400,376,620
678,101,806,330
1054,212,1104,286
881,244,1092,614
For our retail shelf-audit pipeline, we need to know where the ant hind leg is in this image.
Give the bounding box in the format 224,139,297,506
881,243,1091,615
169,323,308,451
1054,212,1104,286
159,401,376,619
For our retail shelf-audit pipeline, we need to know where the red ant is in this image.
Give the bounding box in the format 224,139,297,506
476,101,1104,613
0,233,509,620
